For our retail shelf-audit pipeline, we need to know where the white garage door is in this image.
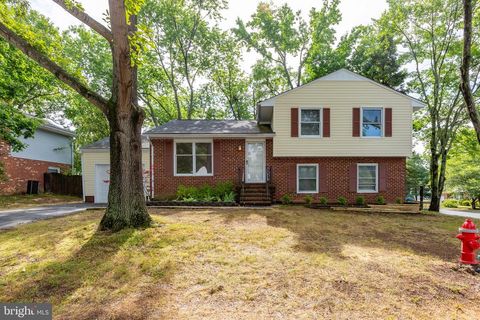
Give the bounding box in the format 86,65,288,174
95,164,110,204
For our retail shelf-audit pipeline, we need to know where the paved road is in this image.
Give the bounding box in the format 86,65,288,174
0,203,104,229
440,208,480,219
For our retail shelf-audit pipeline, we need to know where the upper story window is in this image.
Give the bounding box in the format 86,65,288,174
175,142,212,176
300,108,322,137
357,163,378,193
362,107,383,137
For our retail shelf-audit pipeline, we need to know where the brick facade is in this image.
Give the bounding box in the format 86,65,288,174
0,141,70,195
151,138,406,204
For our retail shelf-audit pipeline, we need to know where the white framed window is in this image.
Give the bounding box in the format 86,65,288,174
47,167,60,173
361,107,383,137
357,163,378,193
299,108,322,137
297,164,318,193
174,141,213,176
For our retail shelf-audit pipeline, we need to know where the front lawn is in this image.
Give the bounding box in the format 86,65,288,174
0,207,479,319
0,193,82,210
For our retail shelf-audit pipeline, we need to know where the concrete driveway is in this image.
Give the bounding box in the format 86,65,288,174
0,203,104,229
440,208,480,219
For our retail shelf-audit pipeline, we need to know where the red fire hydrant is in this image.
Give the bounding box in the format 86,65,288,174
456,219,480,264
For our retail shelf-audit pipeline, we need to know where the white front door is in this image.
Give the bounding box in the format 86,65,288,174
95,164,110,203
245,141,265,183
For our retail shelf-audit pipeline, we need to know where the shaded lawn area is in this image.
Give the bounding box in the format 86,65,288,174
0,206,479,319
0,193,82,210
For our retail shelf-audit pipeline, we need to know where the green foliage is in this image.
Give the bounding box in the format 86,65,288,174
442,199,459,208
375,196,386,205
447,129,480,206
355,196,365,206
304,195,313,205
406,153,430,198
337,196,347,206
459,199,471,207
223,191,236,203
319,197,328,205
176,182,235,202
280,194,292,205
234,0,341,94
395,197,403,204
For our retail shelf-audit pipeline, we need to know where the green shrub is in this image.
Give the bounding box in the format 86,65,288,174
176,181,235,202
442,199,458,208
223,191,236,203
355,196,365,206
375,195,386,205
337,196,347,206
280,194,292,205
213,181,234,198
304,195,313,205
395,197,402,204
459,199,471,207
319,197,328,205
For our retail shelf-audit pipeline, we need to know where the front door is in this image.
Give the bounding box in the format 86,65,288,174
245,141,265,183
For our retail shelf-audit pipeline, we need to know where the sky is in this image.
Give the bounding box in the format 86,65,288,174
30,0,389,69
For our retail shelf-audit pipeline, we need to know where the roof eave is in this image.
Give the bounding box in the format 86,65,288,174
146,133,276,138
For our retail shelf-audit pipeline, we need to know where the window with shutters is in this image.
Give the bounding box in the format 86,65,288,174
297,164,318,193
299,108,322,137
357,163,378,193
361,107,383,137
174,141,213,176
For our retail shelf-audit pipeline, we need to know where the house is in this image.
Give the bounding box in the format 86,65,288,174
80,136,151,203
0,120,75,195
144,69,424,204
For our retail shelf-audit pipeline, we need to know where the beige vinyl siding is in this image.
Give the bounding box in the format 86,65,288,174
81,149,151,198
272,80,413,157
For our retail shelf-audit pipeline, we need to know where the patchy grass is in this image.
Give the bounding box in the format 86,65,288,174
0,207,479,319
0,193,81,210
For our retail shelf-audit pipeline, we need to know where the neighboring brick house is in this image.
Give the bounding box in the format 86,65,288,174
144,69,424,204
0,121,74,195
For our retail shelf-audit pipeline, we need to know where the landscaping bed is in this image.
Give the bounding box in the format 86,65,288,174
147,200,238,207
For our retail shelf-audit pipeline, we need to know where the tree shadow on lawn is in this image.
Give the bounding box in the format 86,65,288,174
221,206,463,262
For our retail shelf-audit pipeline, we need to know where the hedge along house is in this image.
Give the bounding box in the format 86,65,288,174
146,69,424,205
80,136,151,204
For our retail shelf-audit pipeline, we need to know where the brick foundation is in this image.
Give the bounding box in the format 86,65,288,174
0,141,70,195
151,138,405,204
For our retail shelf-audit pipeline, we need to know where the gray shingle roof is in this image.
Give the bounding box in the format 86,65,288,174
145,120,274,135
81,135,150,150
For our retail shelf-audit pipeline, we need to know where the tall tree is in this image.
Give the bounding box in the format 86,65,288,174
447,128,480,208
387,0,469,211
210,32,252,120
406,153,430,200
0,0,151,230
460,0,480,144
141,0,226,120
235,0,341,92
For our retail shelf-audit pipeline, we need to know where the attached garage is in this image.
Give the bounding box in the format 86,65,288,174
80,136,151,203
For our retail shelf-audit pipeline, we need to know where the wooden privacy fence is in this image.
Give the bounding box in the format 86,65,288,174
44,173,83,197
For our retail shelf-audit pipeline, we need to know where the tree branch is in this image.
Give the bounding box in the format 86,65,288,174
0,21,109,114
51,0,113,43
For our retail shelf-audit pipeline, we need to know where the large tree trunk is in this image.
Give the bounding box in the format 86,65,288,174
460,0,480,144
429,152,441,211
99,0,151,231
99,108,150,231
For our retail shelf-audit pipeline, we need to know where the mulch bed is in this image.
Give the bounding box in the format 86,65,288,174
147,201,238,207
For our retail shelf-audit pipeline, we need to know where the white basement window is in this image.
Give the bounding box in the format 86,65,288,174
175,142,212,176
300,108,322,137
297,164,318,193
357,164,378,193
361,107,383,137
47,167,60,173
